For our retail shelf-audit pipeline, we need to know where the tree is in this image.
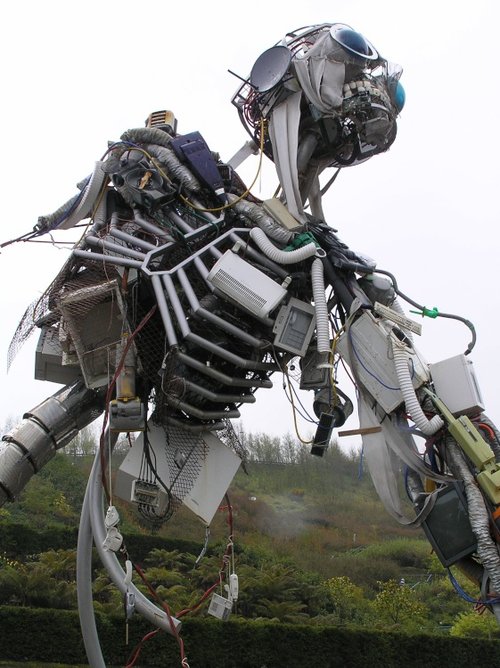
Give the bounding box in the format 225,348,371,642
0,549,77,609
450,610,500,640
373,579,428,631
324,575,365,624
62,422,99,459
253,598,308,622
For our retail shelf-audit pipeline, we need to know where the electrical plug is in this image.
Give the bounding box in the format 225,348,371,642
224,573,239,602
105,505,120,528
124,590,136,620
229,573,239,601
102,526,123,552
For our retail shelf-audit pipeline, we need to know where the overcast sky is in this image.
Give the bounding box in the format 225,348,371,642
0,1,498,449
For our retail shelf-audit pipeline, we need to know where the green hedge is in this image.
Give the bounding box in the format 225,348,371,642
0,606,499,667
0,522,79,556
0,521,202,559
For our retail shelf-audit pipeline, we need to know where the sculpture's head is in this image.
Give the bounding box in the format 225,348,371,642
231,23,404,218
232,23,404,168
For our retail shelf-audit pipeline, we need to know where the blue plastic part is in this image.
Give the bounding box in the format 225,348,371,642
170,131,225,199
394,81,406,113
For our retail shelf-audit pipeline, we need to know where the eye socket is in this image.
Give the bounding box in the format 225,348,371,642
329,23,379,62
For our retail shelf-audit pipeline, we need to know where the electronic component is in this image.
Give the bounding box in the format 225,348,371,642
105,505,120,528
336,311,429,413
207,250,288,319
299,349,331,389
228,573,239,602
58,280,126,389
146,109,177,134
263,197,303,231
109,397,145,433
373,301,422,336
170,131,225,198
311,412,336,456
421,483,477,567
102,526,123,553
424,388,500,505
429,354,485,416
273,297,316,356
131,480,167,511
35,326,81,385
207,593,232,621
115,422,242,525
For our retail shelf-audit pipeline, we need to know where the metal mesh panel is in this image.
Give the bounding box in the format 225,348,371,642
7,259,121,371
59,280,125,389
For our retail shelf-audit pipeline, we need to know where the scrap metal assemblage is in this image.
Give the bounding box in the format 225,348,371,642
1,22,500,666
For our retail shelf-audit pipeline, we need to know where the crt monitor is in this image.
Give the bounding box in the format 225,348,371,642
421,482,477,568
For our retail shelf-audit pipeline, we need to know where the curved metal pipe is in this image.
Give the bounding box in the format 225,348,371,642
87,443,182,635
0,381,102,502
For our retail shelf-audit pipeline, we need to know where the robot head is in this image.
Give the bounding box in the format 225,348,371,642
232,23,403,171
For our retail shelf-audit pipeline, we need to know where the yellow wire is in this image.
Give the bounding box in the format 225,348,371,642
106,121,267,217
178,117,267,213
284,367,314,446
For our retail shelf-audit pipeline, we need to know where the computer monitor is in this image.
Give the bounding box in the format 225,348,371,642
421,482,477,567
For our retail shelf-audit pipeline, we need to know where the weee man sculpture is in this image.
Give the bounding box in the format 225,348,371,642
2,22,500,662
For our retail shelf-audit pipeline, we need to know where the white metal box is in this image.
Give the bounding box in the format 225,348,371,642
207,593,232,620
429,354,484,416
207,250,287,318
35,326,81,385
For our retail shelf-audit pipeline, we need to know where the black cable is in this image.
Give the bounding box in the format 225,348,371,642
372,267,477,355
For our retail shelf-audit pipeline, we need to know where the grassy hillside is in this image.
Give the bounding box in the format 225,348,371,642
0,433,491,637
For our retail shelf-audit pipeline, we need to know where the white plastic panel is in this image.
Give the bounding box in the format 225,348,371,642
115,422,241,525
429,354,485,416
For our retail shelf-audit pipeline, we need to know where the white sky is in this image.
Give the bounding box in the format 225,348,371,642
0,1,498,450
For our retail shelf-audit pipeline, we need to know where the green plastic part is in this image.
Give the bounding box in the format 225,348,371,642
284,231,319,251
410,306,439,318
423,388,500,505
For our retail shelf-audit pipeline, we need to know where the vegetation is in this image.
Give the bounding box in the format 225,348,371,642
0,426,499,665
1,607,499,668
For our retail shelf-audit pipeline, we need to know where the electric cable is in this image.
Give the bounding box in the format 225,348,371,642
110,121,267,216
319,167,342,197
98,304,157,501
372,268,477,354
128,562,188,667
283,368,314,445
447,568,500,606
125,628,161,668
87,441,183,635
282,374,318,424
347,326,399,391
176,495,235,619
178,118,268,213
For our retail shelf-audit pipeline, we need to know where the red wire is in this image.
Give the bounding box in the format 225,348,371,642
176,494,234,619
126,562,187,667
477,422,496,442
125,628,161,668
119,374,234,667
